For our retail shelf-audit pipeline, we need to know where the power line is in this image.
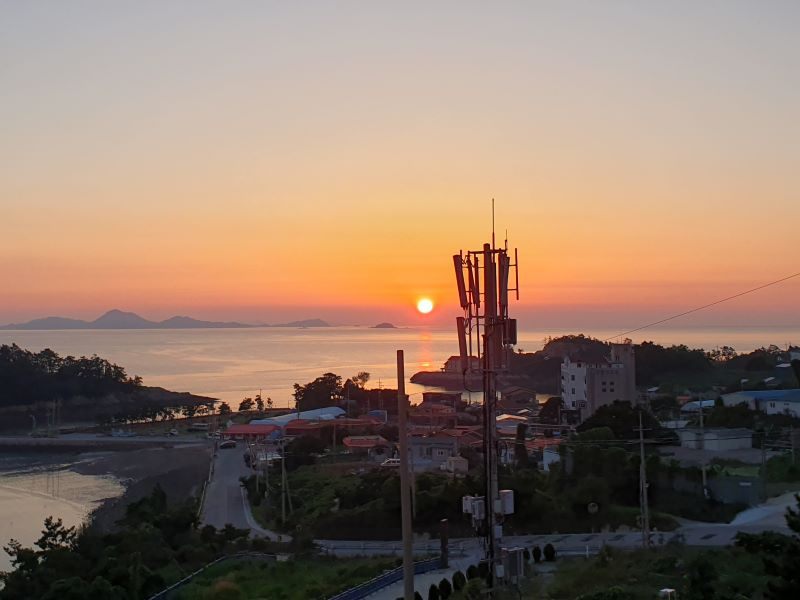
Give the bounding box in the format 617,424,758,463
605,270,800,342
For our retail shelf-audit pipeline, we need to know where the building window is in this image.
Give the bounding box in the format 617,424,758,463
572,388,575,394
571,374,575,381
770,402,776,409
577,363,582,368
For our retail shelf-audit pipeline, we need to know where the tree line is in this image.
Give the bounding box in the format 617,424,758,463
0,344,141,408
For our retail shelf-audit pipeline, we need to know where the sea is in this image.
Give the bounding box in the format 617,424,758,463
2,325,798,408
0,324,798,573
0,454,123,574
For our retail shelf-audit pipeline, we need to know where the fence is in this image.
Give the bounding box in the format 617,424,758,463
327,557,443,600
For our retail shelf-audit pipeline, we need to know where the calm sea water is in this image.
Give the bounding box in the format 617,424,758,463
1,325,798,407
0,455,123,573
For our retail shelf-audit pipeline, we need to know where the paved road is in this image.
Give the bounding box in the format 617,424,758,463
200,443,285,540
200,444,252,531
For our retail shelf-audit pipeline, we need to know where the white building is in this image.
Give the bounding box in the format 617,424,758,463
561,342,636,421
721,389,800,418
679,428,753,451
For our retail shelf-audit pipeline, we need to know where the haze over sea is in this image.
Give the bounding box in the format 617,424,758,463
1,326,798,406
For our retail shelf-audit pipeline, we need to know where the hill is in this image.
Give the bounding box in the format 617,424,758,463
1,309,251,330
270,318,330,327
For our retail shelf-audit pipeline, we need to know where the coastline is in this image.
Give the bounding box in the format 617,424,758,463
73,444,213,531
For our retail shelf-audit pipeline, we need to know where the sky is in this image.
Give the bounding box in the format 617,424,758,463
1,2,798,330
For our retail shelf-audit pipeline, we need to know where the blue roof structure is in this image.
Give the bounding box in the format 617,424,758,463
250,406,345,427
723,389,800,404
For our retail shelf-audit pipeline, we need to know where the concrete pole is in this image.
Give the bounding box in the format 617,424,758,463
397,350,414,600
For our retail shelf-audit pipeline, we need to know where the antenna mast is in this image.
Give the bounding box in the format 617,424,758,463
453,204,519,593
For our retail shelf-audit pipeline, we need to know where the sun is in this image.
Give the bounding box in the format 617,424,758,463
417,298,434,314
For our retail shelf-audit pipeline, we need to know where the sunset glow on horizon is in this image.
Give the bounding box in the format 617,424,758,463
2,3,799,330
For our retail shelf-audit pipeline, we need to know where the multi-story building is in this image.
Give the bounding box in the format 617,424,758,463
560,342,636,422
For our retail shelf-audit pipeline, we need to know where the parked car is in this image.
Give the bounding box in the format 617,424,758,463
380,458,401,468
219,440,236,449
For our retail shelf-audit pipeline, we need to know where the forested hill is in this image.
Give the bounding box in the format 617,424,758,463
0,344,141,408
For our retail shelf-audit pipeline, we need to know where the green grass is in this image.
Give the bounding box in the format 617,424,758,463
543,545,768,599
174,556,399,600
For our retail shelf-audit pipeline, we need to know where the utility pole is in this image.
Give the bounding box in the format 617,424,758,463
699,401,708,498
636,409,651,548
397,350,414,600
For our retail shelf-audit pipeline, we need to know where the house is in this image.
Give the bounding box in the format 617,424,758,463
409,432,459,468
223,423,281,441
561,342,636,422
679,428,753,451
721,389,800,418
443,355,481,373
499,386,536,411
342,435,390,460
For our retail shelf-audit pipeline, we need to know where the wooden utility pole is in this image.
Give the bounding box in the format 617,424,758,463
397,350,414,600
699,402,708,498
637,409,651,548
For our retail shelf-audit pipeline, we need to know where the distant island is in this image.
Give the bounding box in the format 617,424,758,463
372,322,397,329
0,309,251,330
269,319,330,328
0,311,337,330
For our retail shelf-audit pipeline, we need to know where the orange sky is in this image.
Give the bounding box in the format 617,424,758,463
1,3,798,329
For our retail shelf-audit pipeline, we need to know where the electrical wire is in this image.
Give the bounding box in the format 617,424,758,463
604,270,800,342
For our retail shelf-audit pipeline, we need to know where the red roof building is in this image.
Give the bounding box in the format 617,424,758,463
223,424,280,440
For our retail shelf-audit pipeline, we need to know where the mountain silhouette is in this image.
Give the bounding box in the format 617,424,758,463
0,310,251,330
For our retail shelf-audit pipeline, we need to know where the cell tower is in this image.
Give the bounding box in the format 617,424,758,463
453,221,519,585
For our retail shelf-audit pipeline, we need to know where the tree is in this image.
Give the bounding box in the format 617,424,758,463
293,373,343,411
452,571,466,591
218,402,232,416
265,396,273,410
543,543,556,561
707,346,737,363
438,577,452,599
738,493,800,598
238,397,254,412
351,371,371,389
576,402,660,440
685,555,718,600
514,422,530,467
466,564,478,579
256,395,265,411
532,545,542,563
793,360,800,388
428,583,440,600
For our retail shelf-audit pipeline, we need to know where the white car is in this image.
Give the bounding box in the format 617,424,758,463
380,458,401,468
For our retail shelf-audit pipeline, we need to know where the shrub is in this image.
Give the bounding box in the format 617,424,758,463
544,543,556,562
466,565,478,580
523,548,530,561
477,561,489,580
532,545,542,563
439,577,452,599
463,578,485,600
428,583,440,600
415,593,423,600
452,570,466,591
205,579,242,600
